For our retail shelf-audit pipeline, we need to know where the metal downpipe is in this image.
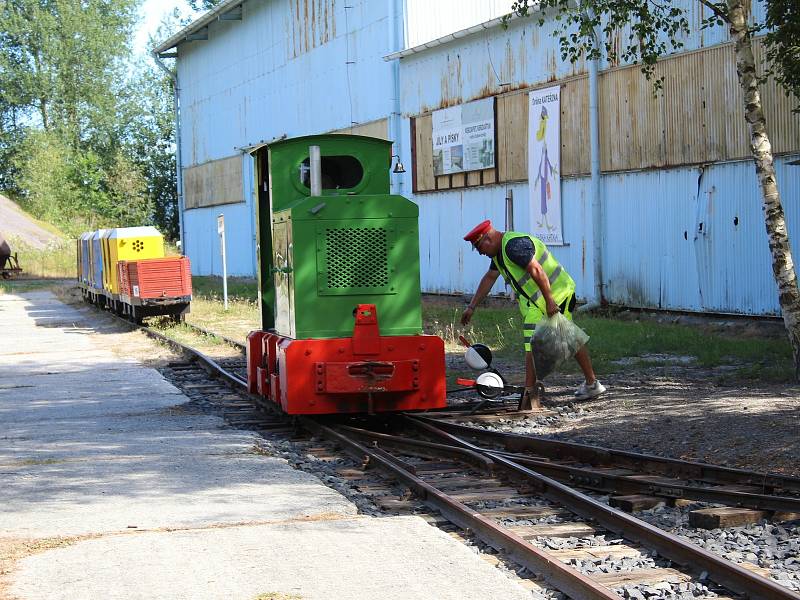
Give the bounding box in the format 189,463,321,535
580,12,603,312
152,52,186,252
388,0,404,195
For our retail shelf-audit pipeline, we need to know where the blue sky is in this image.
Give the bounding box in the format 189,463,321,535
134,0,198,56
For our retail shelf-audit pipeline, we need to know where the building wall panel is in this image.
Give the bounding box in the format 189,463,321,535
599,40,800,172
183,155,244,209
405,0,514,48
400,15,588,117
178,0,395,167
332,118,389,139
184,201,255,277
414,154,799,316
598,155,799,315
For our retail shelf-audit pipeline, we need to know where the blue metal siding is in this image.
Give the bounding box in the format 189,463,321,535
400,16,588,115
416,180,594,301
184,201,255,277
178,0,396,166
174,0,400,276
415,156,800,315
398,0,768,114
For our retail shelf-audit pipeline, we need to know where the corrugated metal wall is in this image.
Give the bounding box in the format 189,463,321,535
405,0,514,48
172,0,799,315
411,39,800,189
417,156,800,316
175,0,398,276
601,156,800,315
398,0,800,316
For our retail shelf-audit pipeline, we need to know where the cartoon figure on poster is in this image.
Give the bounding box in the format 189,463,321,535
528,86,562,244
532,105,558,232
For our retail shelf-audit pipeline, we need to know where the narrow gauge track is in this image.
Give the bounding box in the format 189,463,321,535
111,317,800,600
159,320,800,514
413,416,800,514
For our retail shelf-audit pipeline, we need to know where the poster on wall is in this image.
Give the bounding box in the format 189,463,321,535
528,85,563,245
432,106,462,175
432,98,495,176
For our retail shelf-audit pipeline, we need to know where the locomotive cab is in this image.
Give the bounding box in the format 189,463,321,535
247,134,446,415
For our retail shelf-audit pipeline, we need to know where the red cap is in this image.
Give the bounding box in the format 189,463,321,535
463,220,492,245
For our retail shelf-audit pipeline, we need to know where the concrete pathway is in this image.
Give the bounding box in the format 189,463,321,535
0,291,531,600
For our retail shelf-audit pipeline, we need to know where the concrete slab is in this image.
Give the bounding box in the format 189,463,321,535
1,292,531,599
10,517,530,600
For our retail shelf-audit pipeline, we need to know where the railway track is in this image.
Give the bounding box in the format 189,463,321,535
106,315,800,599
159,320,800,512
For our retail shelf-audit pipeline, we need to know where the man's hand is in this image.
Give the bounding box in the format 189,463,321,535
545,297,559,317
460,306,475,325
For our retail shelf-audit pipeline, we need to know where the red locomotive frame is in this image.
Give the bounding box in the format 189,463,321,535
247,304,446,415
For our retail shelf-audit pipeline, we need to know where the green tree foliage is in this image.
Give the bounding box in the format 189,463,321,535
12,130,151,234
128,61,179,240
0,0,179,239
0,0,138,138
187,0,223,11
762,0,800,110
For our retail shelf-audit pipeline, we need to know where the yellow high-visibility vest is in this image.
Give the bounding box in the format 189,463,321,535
492,231,575,315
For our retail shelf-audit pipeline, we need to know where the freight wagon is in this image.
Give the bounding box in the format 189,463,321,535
76,226,192,323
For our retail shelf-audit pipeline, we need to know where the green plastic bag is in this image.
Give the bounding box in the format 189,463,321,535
531,313,590,379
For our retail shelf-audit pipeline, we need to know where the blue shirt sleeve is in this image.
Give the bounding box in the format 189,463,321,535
505,237,534,269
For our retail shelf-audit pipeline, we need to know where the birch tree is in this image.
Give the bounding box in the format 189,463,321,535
511,0,800,379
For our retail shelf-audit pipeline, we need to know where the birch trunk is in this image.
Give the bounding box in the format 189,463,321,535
727,0,800,379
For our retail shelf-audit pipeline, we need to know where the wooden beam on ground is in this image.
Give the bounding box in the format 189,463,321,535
689,507,767,529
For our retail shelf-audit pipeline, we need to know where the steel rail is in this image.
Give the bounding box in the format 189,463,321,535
338,425,495,472
418,416,800,492
300,418,623,600
107,318,797,599
484,448,800,513
132,322,249,389
351,421,800,511
408,416,800,600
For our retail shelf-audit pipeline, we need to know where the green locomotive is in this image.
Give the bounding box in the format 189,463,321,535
247,134,446,414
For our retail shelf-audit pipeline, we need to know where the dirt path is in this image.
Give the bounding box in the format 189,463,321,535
0,195,62,250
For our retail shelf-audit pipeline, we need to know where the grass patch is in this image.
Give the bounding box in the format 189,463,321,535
424,302,794,383
147,320,232,350
182,281,793,383
192,275,258,302
5,238,75,279
182,276,260,343
0,279,63,294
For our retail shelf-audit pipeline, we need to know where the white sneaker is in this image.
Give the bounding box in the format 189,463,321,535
574,380,606,400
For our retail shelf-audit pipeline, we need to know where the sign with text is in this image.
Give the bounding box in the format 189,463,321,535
432,98,495,176
528,86,563,245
